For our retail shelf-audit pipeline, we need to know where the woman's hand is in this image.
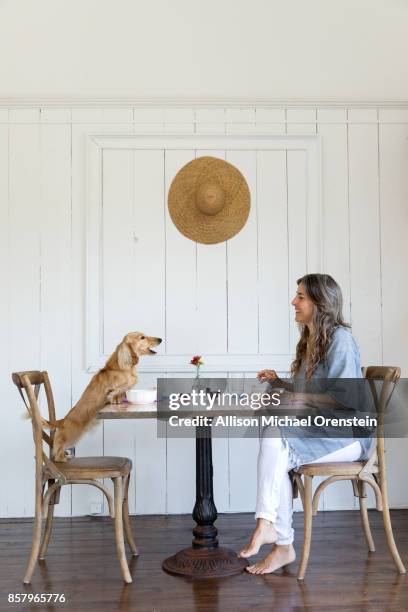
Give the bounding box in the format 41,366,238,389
257,369,279,383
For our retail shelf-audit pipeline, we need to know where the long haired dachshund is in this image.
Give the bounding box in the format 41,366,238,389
48,332,161,461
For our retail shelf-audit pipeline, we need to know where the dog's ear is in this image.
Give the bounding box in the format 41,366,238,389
117,342,133,369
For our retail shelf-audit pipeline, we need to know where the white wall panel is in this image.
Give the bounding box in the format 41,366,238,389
257,150,289,355
165,373,196,514
131,372,167,514
287,150,308,353
134,418,167,515
196,149,228,355
228,435,260,513
255,108,286,136
348,111,382,365
378,122,408,375
101,148,166,351
165,149,197,354
133,150,167,341
102,149,134,351
317,109,351,321
226,150,258,354
286,108,317,136
166,431,226,514
211,432,230,514
228,377,260,512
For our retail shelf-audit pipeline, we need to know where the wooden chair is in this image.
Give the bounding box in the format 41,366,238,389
12,370,138,584
292,366,406,580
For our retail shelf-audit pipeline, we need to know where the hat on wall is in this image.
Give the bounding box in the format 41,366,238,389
168,156,251,244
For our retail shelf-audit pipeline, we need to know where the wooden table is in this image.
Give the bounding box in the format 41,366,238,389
98,402,248,578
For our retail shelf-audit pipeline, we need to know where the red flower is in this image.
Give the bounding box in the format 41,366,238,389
190,355,204,366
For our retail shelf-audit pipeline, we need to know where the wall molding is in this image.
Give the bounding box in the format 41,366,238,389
1,97,408,109
86,133,321,373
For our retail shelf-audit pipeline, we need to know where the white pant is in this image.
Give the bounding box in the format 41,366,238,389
255,430,362,545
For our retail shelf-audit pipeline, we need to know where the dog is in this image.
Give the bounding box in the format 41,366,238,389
48,332,161,461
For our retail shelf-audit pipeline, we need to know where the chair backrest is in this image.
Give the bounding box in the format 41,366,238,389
363,366,400,385
12,371,59,473
362,366,401,473
362,366,400,421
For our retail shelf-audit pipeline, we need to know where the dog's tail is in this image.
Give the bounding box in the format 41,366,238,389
41,417,64,430
22,409,64,430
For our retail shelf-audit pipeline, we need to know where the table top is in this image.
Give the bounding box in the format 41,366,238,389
98,402,158,419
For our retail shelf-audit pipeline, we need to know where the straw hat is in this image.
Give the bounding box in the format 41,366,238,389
168,156,251,244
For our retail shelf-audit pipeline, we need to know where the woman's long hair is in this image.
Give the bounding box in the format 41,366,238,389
291,274,350,379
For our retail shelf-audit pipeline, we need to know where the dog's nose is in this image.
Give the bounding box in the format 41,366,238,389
157,338,162,344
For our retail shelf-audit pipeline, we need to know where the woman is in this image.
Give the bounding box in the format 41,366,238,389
238,273,372,574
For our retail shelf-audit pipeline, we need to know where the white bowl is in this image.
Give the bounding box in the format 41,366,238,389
126,388,157,405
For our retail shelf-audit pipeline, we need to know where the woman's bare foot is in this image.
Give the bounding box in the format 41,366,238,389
246,544,296,574
238,518,278,558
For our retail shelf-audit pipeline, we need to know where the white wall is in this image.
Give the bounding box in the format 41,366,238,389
0,103,407,518
0,1,408,100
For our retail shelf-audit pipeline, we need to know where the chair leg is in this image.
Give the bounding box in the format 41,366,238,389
381,486,406,574
297,475,313,581
351,479,359,497
357,480,375,553
39,503,55,560
122,474,139,556
23,481,43,583
113,477,132,584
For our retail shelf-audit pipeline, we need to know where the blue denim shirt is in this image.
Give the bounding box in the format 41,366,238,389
279,326,373,466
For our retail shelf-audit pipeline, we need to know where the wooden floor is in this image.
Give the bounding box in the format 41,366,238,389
0,510,407,611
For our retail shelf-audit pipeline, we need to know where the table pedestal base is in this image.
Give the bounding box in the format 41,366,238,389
163,546,248,578
163,422,248,579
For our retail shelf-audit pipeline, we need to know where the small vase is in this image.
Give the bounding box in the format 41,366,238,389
192,367,207,393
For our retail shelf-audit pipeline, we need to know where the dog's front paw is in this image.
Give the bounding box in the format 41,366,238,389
110,393,127,404
54,454,67,463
